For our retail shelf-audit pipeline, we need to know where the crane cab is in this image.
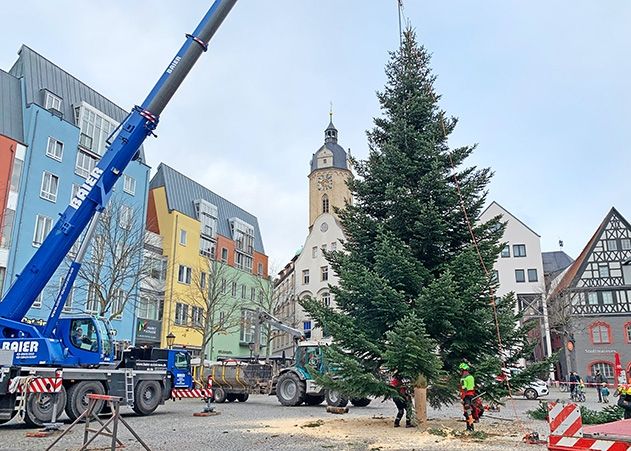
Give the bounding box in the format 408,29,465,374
54,316,115,365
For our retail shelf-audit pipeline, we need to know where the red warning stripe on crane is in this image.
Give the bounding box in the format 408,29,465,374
171,388,213,399
14,377,63,393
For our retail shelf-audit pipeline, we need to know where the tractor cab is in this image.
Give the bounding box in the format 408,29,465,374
294,342,326,378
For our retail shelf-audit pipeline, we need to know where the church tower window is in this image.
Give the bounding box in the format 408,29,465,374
322,194,329,214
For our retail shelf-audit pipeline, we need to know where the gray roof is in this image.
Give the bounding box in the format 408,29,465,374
8,45,144,162
542,251,574,276
0,69,24,143
310,120,349,172
150,163,265,254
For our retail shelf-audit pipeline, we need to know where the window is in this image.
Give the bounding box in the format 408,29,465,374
175,302,189,325
321,266,329,282
312,246,318,258
33,294,42,309
513,244,526,257
76,103,118,156
235,251,253,271
119,205,133,230
587,292,598,305
622,239,631,250
491,270,499,283
241,285,247,299
515,269,525,283
221,278,227,294
302,269,310,285
221,248,228,262
303,321,312,339
40,171,59,202
322,195,330,214
602,291,614,305
111,289,125,319
230,218,255,255
590,322,611,344
199,236,214,257
191,306,203,326
231,281,237,297
527,269,538,282
330,242,337,251
500,245,510,258
590,362,614,379
179,229,187,246
177,265,192,284
200,272,207,289
46,137,63,161
75,151,97,178
138,296,159,320
599,265,610,278
250,287,256,301
240,309,256,343
258,262,263,276
86,284,99,313
123,174,136,195
148,257,167,281
195,199,218,238
322,292,331,306
626,323,631,343
607,240,618,251
33,215,53,247
44,92,62,112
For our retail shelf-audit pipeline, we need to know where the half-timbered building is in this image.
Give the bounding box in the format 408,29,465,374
549,207,631,382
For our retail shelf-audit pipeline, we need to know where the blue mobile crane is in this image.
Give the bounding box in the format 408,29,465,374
0,0,237,427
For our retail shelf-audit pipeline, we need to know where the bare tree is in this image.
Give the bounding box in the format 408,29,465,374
70,196,151,322
183,256,243,360
250,270,276,359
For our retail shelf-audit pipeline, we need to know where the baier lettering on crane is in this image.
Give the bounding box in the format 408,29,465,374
70,167,104,209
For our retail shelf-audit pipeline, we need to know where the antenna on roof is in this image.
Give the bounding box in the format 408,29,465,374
559,239,564,249
397,0,404,47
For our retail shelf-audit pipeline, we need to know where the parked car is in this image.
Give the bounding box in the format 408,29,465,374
496,367,549,400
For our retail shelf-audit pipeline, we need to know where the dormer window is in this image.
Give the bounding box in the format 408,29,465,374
43,90,62,117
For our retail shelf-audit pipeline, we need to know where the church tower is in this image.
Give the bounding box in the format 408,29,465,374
308,116,352,228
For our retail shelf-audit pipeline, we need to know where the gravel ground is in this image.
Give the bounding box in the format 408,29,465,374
0,387,606,450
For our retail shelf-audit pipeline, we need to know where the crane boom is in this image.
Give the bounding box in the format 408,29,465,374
253,309,305,358
0,0,237,323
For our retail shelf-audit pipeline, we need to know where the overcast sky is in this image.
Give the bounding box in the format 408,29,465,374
1,1,630,271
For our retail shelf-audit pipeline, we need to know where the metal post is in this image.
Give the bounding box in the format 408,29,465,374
110,401,119,451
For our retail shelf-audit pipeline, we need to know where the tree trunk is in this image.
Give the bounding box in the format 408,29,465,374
414,387,427,424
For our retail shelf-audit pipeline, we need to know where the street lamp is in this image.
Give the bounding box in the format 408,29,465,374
166,332,176,349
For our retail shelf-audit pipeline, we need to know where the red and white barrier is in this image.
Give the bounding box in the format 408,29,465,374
9,371,64,394
171,388,213,399
548,402,631,451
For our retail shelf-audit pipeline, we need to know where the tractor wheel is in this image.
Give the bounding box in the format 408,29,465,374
236,393,249,402
325,390,348,408
226,394,237,402
24,387,67,427
213,388,227,403
350,397,371,407
275,372,306,406
304,394,325,406
132,380,162,416
65,381,105,422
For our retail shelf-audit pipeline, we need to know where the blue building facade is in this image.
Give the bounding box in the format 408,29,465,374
2,46,150,344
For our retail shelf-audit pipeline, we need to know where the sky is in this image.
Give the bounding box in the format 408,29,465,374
1,1,630,272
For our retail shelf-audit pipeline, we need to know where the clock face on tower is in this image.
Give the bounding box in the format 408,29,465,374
317,173,333,191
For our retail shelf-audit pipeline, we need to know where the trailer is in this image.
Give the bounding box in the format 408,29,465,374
210,360,273,403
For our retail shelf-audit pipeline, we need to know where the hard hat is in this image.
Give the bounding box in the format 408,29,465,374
459,363,470,371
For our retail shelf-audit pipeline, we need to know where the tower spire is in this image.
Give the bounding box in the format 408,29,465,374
324,106,338,144
329,101,333,122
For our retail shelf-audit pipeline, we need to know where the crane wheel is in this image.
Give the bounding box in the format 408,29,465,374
276,372,306,406
24,387,67,427
304,394,325,406
65,381,105,422
132,380,162,416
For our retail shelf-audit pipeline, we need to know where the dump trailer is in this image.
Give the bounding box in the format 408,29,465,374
0,0,236,426
210,360,273,403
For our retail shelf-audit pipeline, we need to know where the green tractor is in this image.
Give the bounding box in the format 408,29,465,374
273,341,371,408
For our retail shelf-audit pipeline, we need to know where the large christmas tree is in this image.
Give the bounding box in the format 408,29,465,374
302,28,545,408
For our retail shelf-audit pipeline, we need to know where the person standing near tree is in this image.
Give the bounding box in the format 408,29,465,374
460,363,477,431
390,373,414,428
594,370,606,402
